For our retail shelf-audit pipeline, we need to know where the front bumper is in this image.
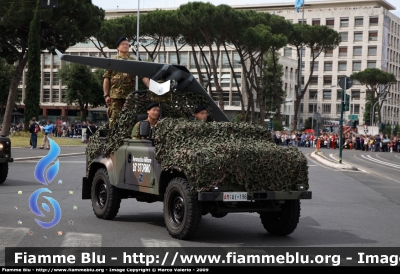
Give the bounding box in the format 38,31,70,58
198,190,312,201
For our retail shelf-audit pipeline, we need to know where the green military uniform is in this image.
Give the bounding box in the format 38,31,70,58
103,54,143,125
131,119,156,139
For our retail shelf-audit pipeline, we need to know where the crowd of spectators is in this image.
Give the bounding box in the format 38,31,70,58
272,130,400,153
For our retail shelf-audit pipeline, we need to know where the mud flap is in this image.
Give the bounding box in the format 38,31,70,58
82,177,92,199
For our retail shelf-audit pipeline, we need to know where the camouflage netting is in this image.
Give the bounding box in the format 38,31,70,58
85,89,309,192
85,89,211,177
154,118,309,192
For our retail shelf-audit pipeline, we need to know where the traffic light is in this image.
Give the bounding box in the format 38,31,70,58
351,120,357,129
344,94,350,111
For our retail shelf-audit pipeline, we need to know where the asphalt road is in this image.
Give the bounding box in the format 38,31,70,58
1,151,400,265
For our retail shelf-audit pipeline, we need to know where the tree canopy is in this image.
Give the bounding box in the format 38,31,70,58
58,63,104,122
0,0,104,135
351,68,396,124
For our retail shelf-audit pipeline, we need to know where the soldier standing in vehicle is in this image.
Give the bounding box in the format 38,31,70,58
131,102,161,139
103,36,150,126
192,105,208,122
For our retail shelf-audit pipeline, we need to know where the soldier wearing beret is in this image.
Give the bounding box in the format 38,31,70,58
131,102,161,139
193,105,208,121
103,36,150,126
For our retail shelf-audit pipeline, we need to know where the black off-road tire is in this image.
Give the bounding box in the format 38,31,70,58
164,177,202,240
0,162,8,184
91,168,121,220
259,200,300,236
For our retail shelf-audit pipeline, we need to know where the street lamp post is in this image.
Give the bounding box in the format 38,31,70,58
371,97,389,136
135,0,140,91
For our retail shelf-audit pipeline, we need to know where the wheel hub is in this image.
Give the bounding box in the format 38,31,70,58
97,182,107,208
170,195,184,226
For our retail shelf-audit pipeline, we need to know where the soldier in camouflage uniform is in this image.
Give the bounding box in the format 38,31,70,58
132,102,160,139
103,36,150,126
193,105,208,121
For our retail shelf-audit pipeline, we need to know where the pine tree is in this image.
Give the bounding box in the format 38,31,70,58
24,0,41,130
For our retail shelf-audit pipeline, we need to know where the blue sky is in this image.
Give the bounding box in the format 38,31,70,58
92,0,400,18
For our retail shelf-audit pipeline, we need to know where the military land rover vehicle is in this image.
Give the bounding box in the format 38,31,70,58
0,135,13,184
55,49,312,240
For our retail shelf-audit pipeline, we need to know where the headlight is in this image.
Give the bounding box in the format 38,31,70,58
0,143,3,150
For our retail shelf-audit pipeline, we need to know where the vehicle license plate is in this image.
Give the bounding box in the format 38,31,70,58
223,192,248,201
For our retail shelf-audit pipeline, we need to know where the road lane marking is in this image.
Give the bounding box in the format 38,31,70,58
353,154,400,184
0,227,30,266
375,154,400,165
60,232,102,247
361,155,400,169
141,238,182,247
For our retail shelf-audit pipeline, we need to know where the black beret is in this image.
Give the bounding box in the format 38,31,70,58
116,36,129,47
194,105,207,114
147,102,160,110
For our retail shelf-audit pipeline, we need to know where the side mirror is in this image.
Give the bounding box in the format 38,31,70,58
139,121,151,138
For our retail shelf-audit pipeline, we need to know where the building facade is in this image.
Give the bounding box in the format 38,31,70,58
15,0,399,127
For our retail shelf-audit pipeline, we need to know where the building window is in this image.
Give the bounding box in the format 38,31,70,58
340,18,349,27
190,53,197,69
355,17,364,27
43,89,50,103
310,76,318,85
284,48,292,57
312,61,319,71
322,104,331,114
351,90,361,99
325,49,333,57
220,73,231,88
43,54,51,69
308,104,315,113
52,72,59,85
323,76,332,85
352,61,362,71
326,18,334,28
337,90,342,100
354,104,360,114
159,54,166,64
302,61,305,70
43,72,51,86
339,47,347,56
336,103,342,113
369,31,378,41
222,53,231,69
298,19,306,24
367,61,376,68
232,90,241,106
338,61,347,71
353,46,362,56
324,62,332,71
52,89,59,103
300,48,305,57
312,19,320,26
53,55,60,69
309,90,318,99
369,17,378,26
323,90,331,99
233,53,241,68
61,89,67,102
368,46,377,56
354,32,363,42
340,32,348,42
169,53,178,64
180,52,188,66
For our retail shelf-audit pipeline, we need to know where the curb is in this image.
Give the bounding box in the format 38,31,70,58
309,151,359,171
13,152,86,162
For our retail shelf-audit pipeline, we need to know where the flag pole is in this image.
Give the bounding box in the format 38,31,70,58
297,1,305,131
